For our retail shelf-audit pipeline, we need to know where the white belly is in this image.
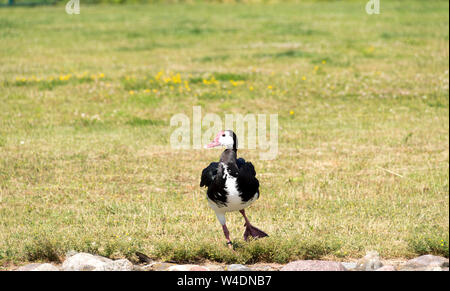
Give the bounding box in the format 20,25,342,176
207,163,258,213
207,194,257,213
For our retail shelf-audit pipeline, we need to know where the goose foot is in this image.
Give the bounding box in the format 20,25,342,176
243,223,269,241
240,209,268,241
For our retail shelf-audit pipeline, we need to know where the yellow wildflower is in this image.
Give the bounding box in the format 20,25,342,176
155,71,163,81
172,73,181,84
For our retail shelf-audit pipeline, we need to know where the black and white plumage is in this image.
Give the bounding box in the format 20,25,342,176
200,130,268,247
200,157,257,205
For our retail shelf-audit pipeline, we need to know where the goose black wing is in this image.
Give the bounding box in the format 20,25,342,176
200,158,253,187
200,162,219,187
237,161,259,202
238,160,256,177
236,158,246,169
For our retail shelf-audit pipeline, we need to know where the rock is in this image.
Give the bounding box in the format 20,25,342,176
167,264,195,271
61,252,113,271
190,266,209,271
280,260,346,271
95,259,134,271
226,264,251,271
16,263,59,271
33,263,60,271
167,264,209,271
131,265,145,271
249,264,279,271
376,265,396,271
65,250,78,258
341,262,357,270
355,251,383,271
16,263,43,271
424,266,444,271
150,262,176,271
399,255,449,271
138,263,157,271
62,254,135,271
204,264,224,271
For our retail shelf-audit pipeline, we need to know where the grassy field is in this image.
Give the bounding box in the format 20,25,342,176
0,1,448,267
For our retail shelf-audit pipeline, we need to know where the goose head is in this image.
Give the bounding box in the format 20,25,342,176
205,130,237,150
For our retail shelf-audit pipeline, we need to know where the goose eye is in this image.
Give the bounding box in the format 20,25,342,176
222,134,226,137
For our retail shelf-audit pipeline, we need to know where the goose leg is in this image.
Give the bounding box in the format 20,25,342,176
216,213,233,249
240,210,269,241
222,224,233,249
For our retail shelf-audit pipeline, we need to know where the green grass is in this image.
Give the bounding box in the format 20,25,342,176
0,1,448,267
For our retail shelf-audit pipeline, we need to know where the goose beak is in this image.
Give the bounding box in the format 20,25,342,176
205,131,224,148
205,141,220,148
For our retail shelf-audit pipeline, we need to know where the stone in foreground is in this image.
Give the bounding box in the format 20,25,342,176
61,252,113,271
167,264,209,271
249,264,280,271
376,265,397,271
16,263,59,271
203,264,225,271
96,259,134,271
355,251,383,271
226,264,252,271
341,262,357,270
150,262,177,271
61,253,135,271
399,255,449,271
280,260,346,271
